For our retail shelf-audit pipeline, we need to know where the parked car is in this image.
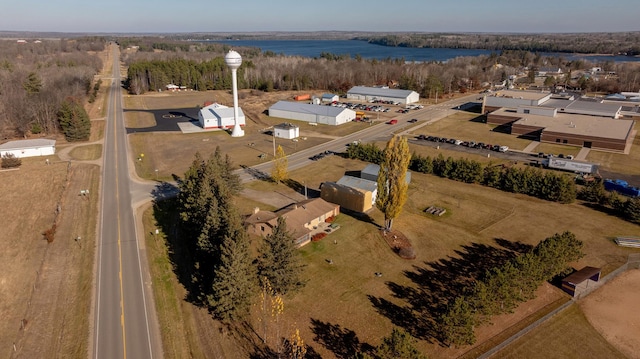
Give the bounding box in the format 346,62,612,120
499,145,509,153
454,139,463,145
408,118,418,123
566,155,575,160
388,119,398,125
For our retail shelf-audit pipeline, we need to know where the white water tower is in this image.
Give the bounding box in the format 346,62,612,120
225,50,244,137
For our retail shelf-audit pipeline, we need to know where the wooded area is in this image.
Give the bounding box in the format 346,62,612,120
0,38,104,138
120,37,640,103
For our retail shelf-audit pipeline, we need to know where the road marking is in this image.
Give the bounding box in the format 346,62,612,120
113,85,128,359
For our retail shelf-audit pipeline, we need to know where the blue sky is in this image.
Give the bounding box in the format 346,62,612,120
2,0,638,33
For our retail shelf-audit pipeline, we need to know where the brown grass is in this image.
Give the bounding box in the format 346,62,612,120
144,149,637,358
495,305,627,359
0,158,99,358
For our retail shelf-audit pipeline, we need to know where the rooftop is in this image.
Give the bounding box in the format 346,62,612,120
270,101,352,117
0,138,56,150
488,89,551,102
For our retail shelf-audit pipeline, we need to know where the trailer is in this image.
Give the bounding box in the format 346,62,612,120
543,158,598,174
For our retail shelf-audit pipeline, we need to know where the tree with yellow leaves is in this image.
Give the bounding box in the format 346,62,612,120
376,135,411,231
272,145,288,183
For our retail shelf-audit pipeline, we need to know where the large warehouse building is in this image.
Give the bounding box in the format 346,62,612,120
347,86,419,105
269,101,355,125
484,90,636,152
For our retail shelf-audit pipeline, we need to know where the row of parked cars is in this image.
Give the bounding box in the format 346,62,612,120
416,135,509,152
330,101,390,112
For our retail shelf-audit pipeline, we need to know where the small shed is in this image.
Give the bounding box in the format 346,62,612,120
274,123,299,139
361,163,411,184
0,139,56,158
561,266,601,297
321,93,339,103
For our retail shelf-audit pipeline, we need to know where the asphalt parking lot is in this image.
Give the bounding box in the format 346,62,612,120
124,107,200,133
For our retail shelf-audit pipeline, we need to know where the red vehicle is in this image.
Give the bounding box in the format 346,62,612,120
388,119,398,125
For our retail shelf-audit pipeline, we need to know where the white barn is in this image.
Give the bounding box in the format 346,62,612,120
269,101,355,126
274,123,300,139
0,139,56,158
347,86,420,104
198,103,246,130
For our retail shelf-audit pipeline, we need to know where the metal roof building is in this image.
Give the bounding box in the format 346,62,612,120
269,101,355,126
0,139,56,158
198,103,246,130
347,86,419,104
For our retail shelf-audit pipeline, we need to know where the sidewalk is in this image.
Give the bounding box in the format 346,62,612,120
522,141,540,154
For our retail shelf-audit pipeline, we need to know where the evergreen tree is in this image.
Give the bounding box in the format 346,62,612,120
374,327,427,359
272,145,288,184
208,210,256,321
439,296,476,348
376,135,411,231
23,72,42,94
257,217,306,295
57,97,91,141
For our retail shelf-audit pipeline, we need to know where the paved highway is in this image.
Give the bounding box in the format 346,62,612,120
93,44,161,359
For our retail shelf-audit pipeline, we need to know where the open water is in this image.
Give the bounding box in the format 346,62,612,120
210,39,639,63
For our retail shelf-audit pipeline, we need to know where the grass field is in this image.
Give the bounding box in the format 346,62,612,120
494,304,627,359
586,122,640,174
0,157,99,359
144,150,637,358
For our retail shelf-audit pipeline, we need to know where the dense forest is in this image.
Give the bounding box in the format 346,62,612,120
354,32,640,56
0,38,105,138
121,38,640,100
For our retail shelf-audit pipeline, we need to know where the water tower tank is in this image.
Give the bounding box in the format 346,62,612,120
224,50,242,69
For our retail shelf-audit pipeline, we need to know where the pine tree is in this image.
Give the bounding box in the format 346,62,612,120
272,145,288,183
57,97,91,141
439,297,476,348
23,72,42,94
376,135,411,231
258,217,306,295
374,327,427,359
208,211,256,321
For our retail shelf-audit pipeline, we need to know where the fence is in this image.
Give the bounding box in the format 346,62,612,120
476,253,640,359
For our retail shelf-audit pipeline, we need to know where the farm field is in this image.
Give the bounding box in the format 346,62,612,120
143,151,639,358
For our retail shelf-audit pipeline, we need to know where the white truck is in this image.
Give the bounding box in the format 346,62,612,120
542,158,598,174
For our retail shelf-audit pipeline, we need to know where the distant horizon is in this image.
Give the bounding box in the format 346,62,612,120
3,0,638,34
1,30,640,37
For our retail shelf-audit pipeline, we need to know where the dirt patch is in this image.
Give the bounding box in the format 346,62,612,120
579,268,640,359
379,228,416,259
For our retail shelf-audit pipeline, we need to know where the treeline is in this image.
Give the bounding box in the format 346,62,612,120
578,179,640,225
121,38,640,101
0,38,105,138
346,143,576,203
358,32,640,56
439,231,584,347
176,149,306,321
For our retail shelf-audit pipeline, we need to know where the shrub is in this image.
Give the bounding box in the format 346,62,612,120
325,216,334,223
43,224,57,243
1,153,22,168
311,232,327,242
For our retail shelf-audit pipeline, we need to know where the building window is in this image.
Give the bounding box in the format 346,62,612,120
556,138,561,143
260,225,265,232
563,139,568,144
523,109,530,114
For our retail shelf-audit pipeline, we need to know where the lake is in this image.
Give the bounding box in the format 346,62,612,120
209,39,639,63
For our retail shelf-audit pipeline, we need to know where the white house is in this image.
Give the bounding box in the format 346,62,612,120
274,123,299,139
347,86,419,104
198,103,246,130
0,139,56,158
269,101,355,126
